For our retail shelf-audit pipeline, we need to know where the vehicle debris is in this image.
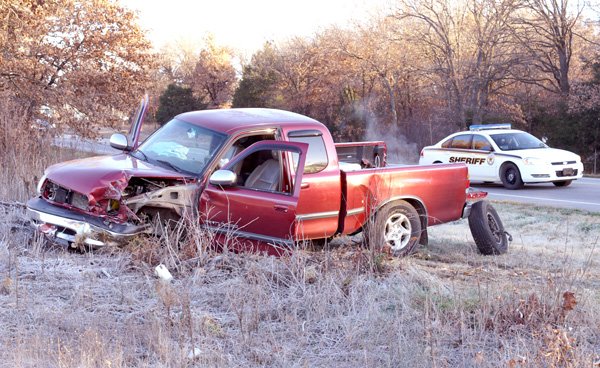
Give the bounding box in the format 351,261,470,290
154,264,173,282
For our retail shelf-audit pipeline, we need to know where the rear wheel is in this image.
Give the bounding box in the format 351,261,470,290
553,180,572,187
468,201,508,255
364,201,421,257
500,163,524,189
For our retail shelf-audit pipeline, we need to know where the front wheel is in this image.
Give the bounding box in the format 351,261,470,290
500,163,524,189
468,201,508,255
553,180,572,187
364,201,422,257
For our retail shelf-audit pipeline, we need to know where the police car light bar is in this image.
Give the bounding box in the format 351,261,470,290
469,124,512,131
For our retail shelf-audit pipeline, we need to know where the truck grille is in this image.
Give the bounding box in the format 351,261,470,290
42,180,89,211
551,161,576,165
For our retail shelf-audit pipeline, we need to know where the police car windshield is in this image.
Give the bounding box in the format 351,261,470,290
489,132,547,151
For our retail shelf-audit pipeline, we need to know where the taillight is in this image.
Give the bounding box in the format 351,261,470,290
420,149,424,157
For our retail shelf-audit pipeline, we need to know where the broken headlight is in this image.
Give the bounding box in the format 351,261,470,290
36,174,48,195
71,192,90,211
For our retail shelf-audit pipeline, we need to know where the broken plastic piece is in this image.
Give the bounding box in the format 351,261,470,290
154,264,173,282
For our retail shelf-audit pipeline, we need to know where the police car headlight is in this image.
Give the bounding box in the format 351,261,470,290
523,157,545,165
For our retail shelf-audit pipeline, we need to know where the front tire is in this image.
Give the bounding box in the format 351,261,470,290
500,163,524,189
553,180,572,187
468,201,508,255
364,201,422,257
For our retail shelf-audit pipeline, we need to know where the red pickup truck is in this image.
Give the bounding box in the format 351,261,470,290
26,98,509,256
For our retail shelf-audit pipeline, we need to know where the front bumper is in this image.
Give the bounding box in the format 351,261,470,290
521,162,584,183
27,197,148,247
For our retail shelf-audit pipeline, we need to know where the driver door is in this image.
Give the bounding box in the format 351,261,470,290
199,141,308,253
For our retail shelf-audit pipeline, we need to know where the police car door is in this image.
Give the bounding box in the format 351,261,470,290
447,133,488,181
447,133,473,167
468,134,496,181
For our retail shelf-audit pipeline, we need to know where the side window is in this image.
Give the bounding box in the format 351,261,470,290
472,135,493,151
230,148,296,194
450,134,472,149
288,131,328,174
441,138,453,148
217,133,275,168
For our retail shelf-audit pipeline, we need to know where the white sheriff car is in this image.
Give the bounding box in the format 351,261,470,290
419,124,584,189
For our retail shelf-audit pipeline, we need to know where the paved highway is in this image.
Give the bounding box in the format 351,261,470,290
472,177,600,212
54,134,120,155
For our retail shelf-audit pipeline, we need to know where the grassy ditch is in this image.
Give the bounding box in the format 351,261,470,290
0,201,598,367
1,106,598,367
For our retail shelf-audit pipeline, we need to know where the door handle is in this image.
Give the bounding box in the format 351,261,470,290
274,205,289,213
300,182,310,189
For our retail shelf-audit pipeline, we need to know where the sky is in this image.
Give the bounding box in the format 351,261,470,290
121,0,392,56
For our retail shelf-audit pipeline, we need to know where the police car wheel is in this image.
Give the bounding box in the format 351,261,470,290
553,180,572,187
364,200,421,257
468,201,508,255
500,163,524,189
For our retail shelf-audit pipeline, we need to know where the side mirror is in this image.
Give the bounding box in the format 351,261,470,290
209,170,237,187
110,133,130,151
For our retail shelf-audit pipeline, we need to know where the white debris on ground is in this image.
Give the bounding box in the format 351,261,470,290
154,264,173,282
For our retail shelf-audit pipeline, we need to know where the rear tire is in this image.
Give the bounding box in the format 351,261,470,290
364,201,421,257
468,201,508,255
553,180,572,187
500,163,524,189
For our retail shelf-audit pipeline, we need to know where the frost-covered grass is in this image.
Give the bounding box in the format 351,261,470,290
0,202,599,367
2,107,599,366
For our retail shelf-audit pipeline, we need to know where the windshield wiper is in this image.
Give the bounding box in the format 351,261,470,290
156,159,187,174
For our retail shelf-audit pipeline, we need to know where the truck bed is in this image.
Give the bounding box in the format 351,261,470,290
338,163,469,235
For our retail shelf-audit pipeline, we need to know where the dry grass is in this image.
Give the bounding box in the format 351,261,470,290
1,200,599,367
1,104,599,367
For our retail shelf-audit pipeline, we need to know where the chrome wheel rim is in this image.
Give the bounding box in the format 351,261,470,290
384,213,412,251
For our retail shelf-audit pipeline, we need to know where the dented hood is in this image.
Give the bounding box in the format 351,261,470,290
44,153,191,196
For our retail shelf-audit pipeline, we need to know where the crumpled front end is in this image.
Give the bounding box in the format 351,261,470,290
27,197,148,247
27,163,197,248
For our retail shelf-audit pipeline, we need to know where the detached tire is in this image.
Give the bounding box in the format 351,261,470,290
364,200,421,257
553,180,572,187
500,163,524,189
468,201,508,255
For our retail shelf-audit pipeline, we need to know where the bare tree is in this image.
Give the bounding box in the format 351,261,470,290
513,0,585,97
394,0,471,128
393,0,523,126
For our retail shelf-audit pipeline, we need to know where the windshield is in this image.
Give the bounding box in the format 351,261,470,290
135,119,226,175
489,132,547,151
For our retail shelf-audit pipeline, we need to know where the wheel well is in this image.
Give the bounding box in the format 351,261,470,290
371,198,429,246
139,207,181,225
433,160,442,164
500,161,518,171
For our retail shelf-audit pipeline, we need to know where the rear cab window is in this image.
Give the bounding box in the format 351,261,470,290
288,130,328,174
